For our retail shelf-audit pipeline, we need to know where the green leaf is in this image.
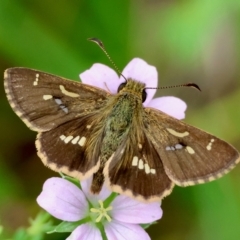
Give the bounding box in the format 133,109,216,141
27,212,54,236
59,173,81,189
13,228,29,240
47,217,90,234
103,192,118,207
141,221,157,230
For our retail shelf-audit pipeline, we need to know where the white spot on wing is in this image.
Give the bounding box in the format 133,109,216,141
60,85,79,97
60,135,66,140
166,144,183,151
186,146,195,154
60,105,68,113
43,95,53,100
138,143,142,149
64,136,74,143
54,98,69,114
206,139,215,151
78,137,86,146
33,73,39,86
144,163,150,174
132,156,138,166
138,159,144,169
175,144,183,149
71,136,80,144
150,169,156,174
167,128,189,138
55,98,62,105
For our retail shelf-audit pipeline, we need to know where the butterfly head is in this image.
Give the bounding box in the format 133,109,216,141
117,79,147,103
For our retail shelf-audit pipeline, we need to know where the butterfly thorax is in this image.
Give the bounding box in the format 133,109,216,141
118,78,146,97
91,79,146,193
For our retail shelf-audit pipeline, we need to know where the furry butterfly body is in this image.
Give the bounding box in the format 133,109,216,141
4,67,239,202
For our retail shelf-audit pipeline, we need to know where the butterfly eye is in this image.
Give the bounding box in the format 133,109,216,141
142,89,147,103
117,82,127,92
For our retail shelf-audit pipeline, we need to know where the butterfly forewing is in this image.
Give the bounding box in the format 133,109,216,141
145,108,240,186
4,68,109,132
5,67,110,181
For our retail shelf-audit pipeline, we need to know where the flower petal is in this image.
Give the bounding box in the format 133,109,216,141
105,220,150,240
79,63,121,94
147,96,187,120
66,223,102,240
111,195,162,224
81,176,111,206
121,58,158,106
37,178,88,221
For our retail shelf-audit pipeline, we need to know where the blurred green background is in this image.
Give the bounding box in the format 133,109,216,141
1,0,240,239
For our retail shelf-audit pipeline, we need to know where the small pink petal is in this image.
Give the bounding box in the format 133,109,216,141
147,96,187,120
66,223,102,240
121,58,158,106
37,178,88,221
80,63,122,94
80,176,111,206
111,195,162,224
105,220,150,240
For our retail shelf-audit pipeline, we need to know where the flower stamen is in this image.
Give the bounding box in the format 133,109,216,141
90,200,112,222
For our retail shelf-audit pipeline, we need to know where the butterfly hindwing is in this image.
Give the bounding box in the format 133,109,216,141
104,130,174,202
37,113,107,179
145,108,240,186
4,67,109,132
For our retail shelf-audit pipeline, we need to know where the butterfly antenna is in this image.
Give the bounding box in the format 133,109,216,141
88,38,127,81
146,83,201,91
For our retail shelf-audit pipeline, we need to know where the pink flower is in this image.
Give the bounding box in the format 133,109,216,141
37,177,162,240
80,58,186,120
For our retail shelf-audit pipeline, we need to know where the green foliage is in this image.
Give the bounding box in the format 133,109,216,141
1,212,55,240
47,219,88,234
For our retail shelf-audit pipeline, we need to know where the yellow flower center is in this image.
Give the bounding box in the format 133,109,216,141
90,200,113,222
